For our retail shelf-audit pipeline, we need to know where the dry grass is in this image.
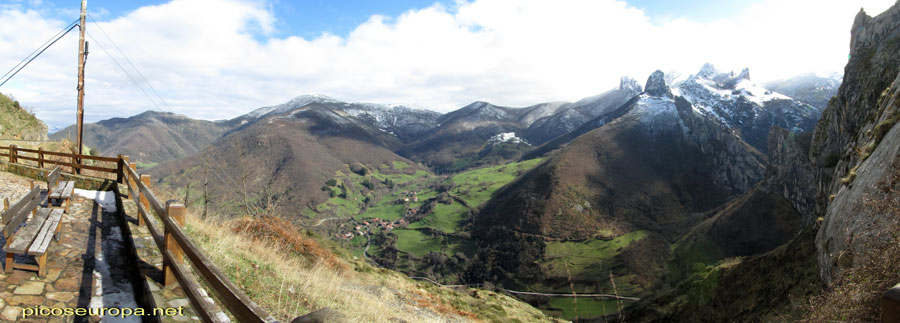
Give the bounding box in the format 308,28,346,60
181,210,560,322
802,158,900,322
185,212,457,322
229,216,348,272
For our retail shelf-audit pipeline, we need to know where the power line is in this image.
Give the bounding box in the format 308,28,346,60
0,20,80,88
87,14,173,112
0,19,79,82
85,31,163,112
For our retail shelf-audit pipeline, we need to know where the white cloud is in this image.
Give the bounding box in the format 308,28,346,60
0,0,895,129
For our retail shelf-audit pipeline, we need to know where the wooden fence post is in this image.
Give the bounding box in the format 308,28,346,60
117,155,127,184
38,147,45,169
70,155,77,174
139,175,151,227
164,201,185,287
129,162,137,191
9,145,16,164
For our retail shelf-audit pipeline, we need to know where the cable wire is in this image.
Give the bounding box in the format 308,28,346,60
88,14,173,112
0,21,80,88
85,31,163,112
0,18,79,82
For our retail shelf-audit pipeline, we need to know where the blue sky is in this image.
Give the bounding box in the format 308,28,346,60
0,0,895,128
29,0,753,36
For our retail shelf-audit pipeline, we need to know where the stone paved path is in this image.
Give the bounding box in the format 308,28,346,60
0,171,141,322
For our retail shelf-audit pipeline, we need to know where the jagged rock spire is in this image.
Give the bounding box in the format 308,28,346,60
737,67,750,81
645,70,671,97
619,76,642,93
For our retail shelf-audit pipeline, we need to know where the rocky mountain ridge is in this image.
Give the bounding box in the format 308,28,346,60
810,3,900,285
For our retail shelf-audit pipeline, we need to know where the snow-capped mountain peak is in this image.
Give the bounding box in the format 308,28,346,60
698,63,719,78
674,64,819,152
247,94,343,118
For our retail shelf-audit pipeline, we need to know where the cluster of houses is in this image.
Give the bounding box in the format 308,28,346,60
335,217,409,240
397,191,419,203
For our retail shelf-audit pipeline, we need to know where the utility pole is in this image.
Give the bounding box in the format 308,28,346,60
75,0,87,174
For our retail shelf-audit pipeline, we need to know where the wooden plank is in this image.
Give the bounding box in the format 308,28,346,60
2,188,41,235
12,147,40,154
48,181,67,199
7,209,50,253
1,187,40,226
136,199,164,250
74,164,119,174
16,156,40,163
60,182,75,199
31,149,120,163
28,209,62,255
47,167,61,187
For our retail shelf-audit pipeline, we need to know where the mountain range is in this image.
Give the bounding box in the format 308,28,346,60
39,4,900,319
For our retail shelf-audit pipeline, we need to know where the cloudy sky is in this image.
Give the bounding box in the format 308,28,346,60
0,0,895,129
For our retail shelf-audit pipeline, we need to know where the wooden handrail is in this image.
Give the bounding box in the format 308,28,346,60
14,147,119,163
123,162,279,323
2,144,119,175
12,147,120,163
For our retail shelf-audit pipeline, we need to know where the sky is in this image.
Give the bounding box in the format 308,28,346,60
0,0,896,129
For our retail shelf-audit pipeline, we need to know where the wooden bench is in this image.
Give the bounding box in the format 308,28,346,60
0,182,64,277
46,166,74,214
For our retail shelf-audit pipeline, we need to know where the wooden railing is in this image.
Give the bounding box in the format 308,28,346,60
0,144,119,179
884,283,900,322
2,147,281,322
121,158,279,323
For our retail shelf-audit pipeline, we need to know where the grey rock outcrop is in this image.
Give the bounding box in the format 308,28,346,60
645,70,672,98
762,127,816,219
811,1,900,285
674,96,766,194
816,71,900,285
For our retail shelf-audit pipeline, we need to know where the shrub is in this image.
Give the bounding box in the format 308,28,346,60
231,216,348,271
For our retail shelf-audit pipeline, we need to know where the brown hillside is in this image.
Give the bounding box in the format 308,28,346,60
152,104,417,218
51,111,233,164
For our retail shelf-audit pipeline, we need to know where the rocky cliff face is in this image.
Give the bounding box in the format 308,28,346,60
811,2,900,285
817,71,900,284
673,96,766,194
762,127,816,219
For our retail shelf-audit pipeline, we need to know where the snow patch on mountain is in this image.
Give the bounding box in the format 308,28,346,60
489,132,529,145
675,65,793,126
630,94,679,125
247,94,341,118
